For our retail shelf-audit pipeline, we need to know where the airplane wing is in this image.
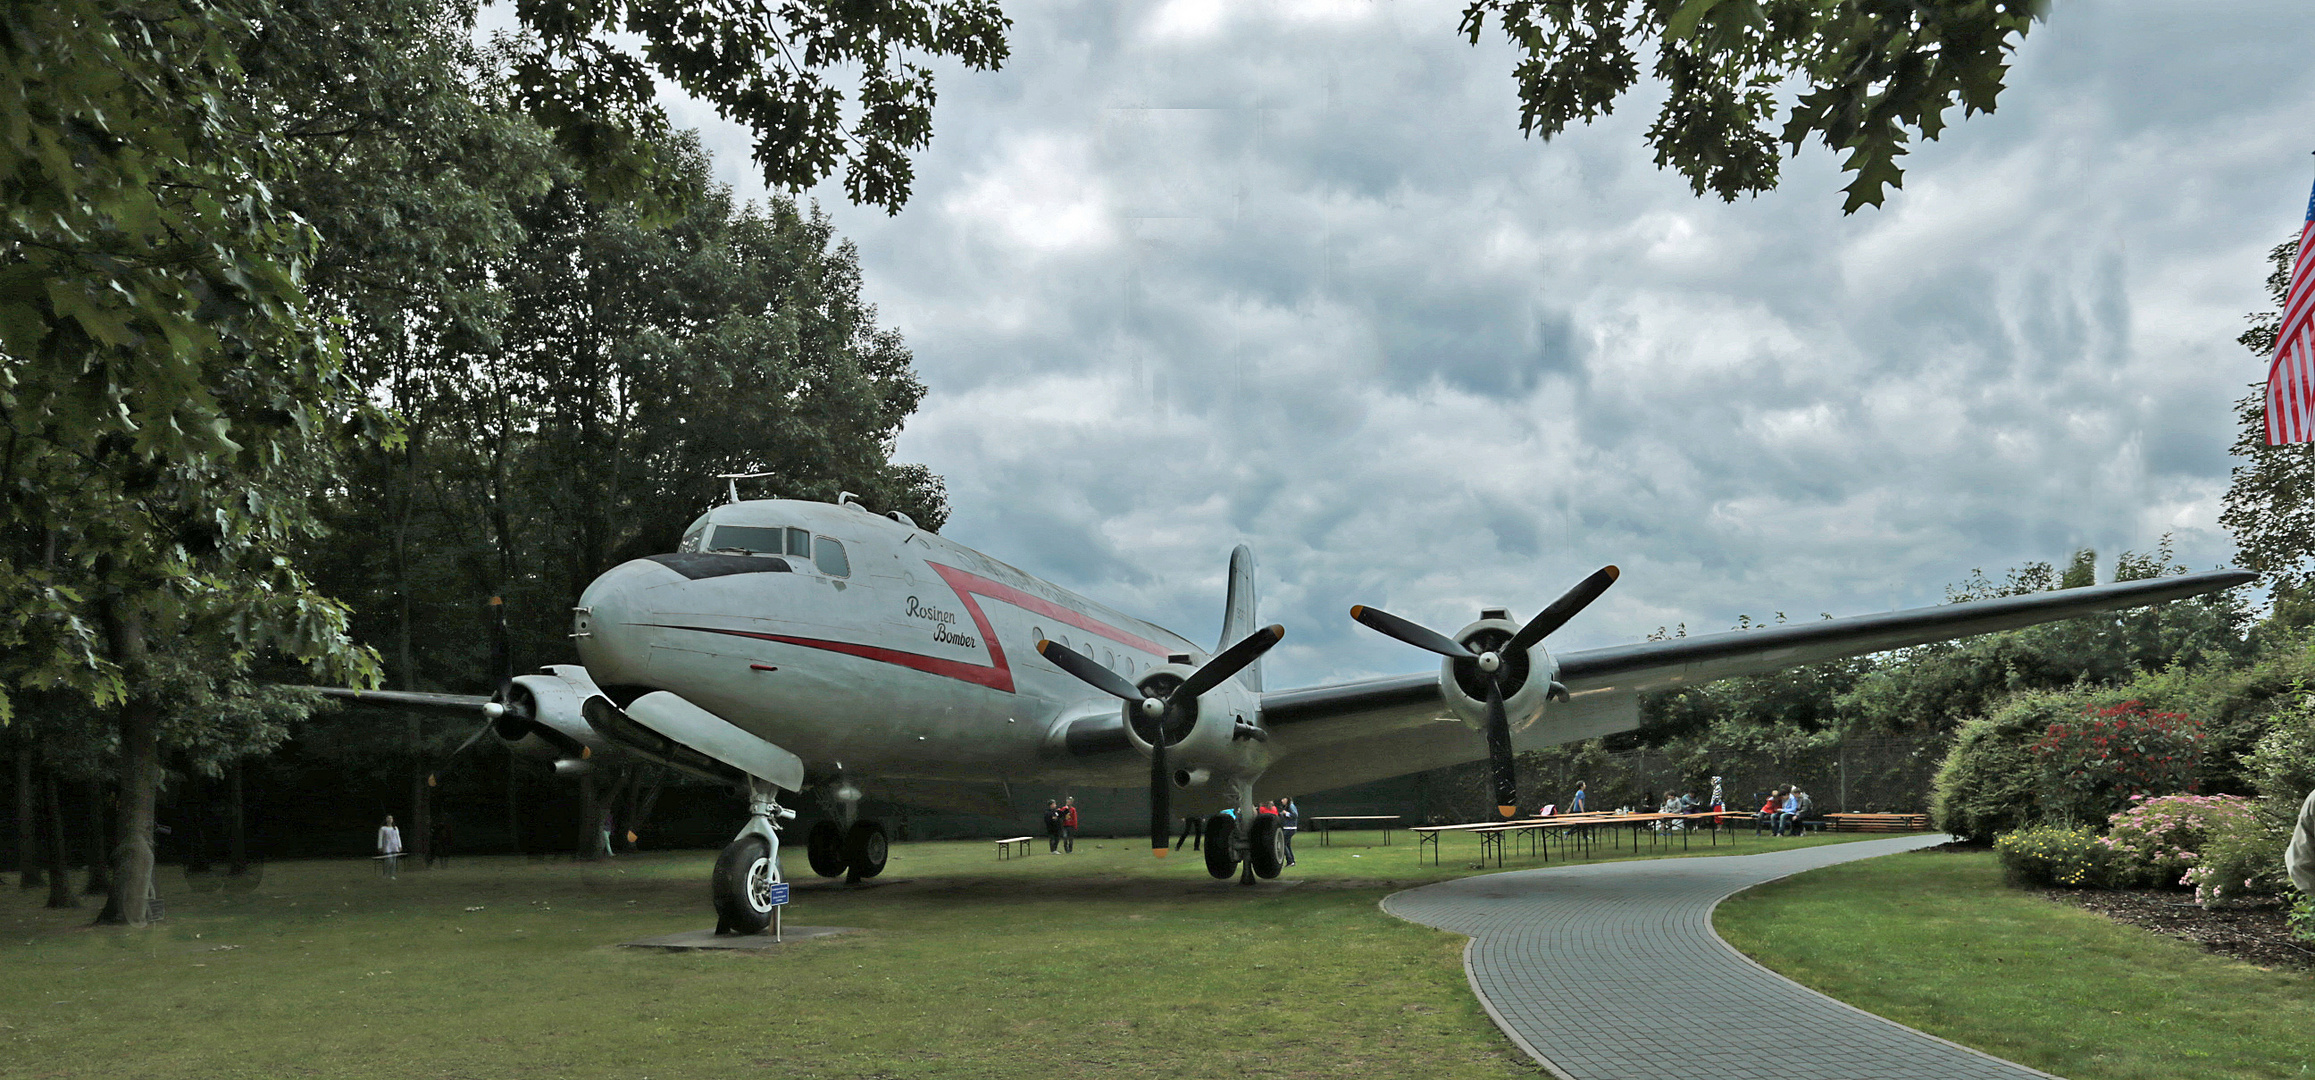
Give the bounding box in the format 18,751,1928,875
313,687,493,714
1249,569,2253,798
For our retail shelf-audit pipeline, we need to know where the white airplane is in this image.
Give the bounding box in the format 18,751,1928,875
326,488,2251,933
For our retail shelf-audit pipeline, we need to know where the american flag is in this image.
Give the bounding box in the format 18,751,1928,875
2266,177,2315,444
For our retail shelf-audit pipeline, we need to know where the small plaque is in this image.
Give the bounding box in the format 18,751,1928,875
765,882,791,907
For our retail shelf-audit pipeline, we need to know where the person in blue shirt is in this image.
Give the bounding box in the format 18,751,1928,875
1278,797,1299,866
1568,782,1587,814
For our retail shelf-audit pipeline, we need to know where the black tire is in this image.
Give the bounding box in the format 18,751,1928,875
844,820,889,880
1204,814,1238,879
711,833,777,935
806,820,848,878
1248,814,1285,879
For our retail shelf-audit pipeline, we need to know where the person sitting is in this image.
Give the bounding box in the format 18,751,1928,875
1775,787,1802,836
1756,791,1780,836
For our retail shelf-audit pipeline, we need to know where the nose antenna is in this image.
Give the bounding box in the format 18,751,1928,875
716,471,777,504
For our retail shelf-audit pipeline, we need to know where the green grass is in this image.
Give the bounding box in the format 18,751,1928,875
1715,849,2315,1080
0,826,1882,1078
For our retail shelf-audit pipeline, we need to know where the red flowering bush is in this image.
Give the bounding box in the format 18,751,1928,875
2029,700,2203,825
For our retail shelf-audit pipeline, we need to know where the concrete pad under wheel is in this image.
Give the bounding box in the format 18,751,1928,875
620,927,860,951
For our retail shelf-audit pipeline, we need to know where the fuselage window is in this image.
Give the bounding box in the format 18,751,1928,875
813,536,850,577
785,527,812,559
709,525,786,555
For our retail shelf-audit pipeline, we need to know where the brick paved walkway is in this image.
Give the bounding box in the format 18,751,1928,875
1382,834,2058,1080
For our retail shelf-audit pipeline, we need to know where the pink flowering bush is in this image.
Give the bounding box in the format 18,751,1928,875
2030,700,2203,825
2179,808,2291,906
2099,793,2256,887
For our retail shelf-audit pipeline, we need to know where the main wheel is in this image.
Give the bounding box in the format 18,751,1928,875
711,833,777,935
1204,814,1238,879
843,820,888,880
806,820,847,878
1248,814,1285,879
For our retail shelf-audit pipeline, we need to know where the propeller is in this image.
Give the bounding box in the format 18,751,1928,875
1038,624,1286,857
443,596,519,787
1351,565,1618,818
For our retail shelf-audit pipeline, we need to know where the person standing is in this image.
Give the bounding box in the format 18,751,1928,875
1568,782,1586,814
1278,796,1299,867
1043,800,1064,853
1176,813,1202,851
1059,797,1079,854
376,815,402,879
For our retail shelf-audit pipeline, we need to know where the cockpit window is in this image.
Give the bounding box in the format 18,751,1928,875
814,536,850,577
708,525,787,555
785,527,813,559
678,516,709,553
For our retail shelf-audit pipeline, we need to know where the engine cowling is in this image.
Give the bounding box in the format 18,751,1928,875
1437,610,1557,737
495,665,613,761
1115,659,1252,772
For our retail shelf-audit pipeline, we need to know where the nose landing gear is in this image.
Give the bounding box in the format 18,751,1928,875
713,780,796,935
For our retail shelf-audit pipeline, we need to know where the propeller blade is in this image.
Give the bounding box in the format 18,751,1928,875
1150,734,1171,857
489,596,513,699
1506,565,1620,654
446,718,494,762
1349,605,1474,659
1483,677,1518,818
1037,639,1146,702
1172,624,1286,702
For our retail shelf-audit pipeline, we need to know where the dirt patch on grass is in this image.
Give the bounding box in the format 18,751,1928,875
2043,887,2315,971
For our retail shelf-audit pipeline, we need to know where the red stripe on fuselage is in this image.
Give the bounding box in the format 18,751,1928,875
653,561,1175,693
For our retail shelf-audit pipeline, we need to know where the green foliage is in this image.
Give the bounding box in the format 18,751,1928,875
2239,690,2315,812
2180,806,2290,906
2027,700,2203,826
2290,895,2315,943
503,0,1010,213
1995,824,2120,888
2100,793,2257,889
1458,0,2045,212
1931,690,2066,841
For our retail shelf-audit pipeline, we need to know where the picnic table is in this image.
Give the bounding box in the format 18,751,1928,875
993,835,1036,859
1821,812,1930,832
1308,815,1401,846
1412,810,1755,867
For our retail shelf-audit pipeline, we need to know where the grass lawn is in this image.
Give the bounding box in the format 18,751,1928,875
0,825,1882,1078
1715,849,2315,1080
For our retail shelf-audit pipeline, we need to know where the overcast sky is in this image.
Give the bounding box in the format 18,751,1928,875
653,0,2315,690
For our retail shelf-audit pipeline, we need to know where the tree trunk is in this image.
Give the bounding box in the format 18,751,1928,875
506,747,523,855
15,733,43,888
227,763,248,875
83,778,111,895
409,715,431,867
101,600,160,926
42,764,77,909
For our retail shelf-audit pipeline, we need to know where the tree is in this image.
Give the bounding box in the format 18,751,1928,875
500,0,1011,213
1458,0,2044,212
2220,239,2315,596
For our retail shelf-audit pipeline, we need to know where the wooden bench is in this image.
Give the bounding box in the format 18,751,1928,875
1820,813,1930,833
994,836,1036,859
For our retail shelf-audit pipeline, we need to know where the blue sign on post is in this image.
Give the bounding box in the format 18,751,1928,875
765,882,791,907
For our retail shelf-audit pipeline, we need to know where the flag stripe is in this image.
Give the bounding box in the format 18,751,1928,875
2268,181,2315,446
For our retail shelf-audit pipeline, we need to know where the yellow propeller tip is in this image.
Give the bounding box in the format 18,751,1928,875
1497,805,1518,818
1602,565,1620,580
1153,848,1169,858
1349,605,1367,618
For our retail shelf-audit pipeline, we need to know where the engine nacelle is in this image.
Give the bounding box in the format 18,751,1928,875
496,665,613,761
1437,610,1558,737
1116,658,1260,774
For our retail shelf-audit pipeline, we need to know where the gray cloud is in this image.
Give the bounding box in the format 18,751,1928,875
658,0,2315,688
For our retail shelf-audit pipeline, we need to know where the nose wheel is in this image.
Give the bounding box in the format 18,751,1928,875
712,832,779,935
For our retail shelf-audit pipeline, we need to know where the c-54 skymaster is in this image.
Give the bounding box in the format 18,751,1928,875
325,489,2251,934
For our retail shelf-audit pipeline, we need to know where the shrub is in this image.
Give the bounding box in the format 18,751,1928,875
2100,793,2258,888
1933,692,2073,842
2029,699,2204,825
1995,824,2122,888
2290,895,2315,943
2180,807,2292,906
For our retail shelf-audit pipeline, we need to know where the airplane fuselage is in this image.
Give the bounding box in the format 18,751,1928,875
575,498,1258,790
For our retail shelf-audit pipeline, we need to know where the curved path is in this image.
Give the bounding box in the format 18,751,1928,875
1382,834,2058,1080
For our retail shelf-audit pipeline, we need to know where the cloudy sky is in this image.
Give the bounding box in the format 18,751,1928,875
655,0,2315,690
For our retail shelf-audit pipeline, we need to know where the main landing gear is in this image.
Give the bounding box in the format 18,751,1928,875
1203,813,1285,883
713,780,797,935
805,819,889,884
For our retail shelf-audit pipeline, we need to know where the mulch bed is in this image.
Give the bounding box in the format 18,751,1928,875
2041,887,2315,971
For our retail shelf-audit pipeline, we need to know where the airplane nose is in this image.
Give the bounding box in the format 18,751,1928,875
574,559,680,685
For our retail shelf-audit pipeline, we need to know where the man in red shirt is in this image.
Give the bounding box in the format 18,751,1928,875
1059,797,1079,854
